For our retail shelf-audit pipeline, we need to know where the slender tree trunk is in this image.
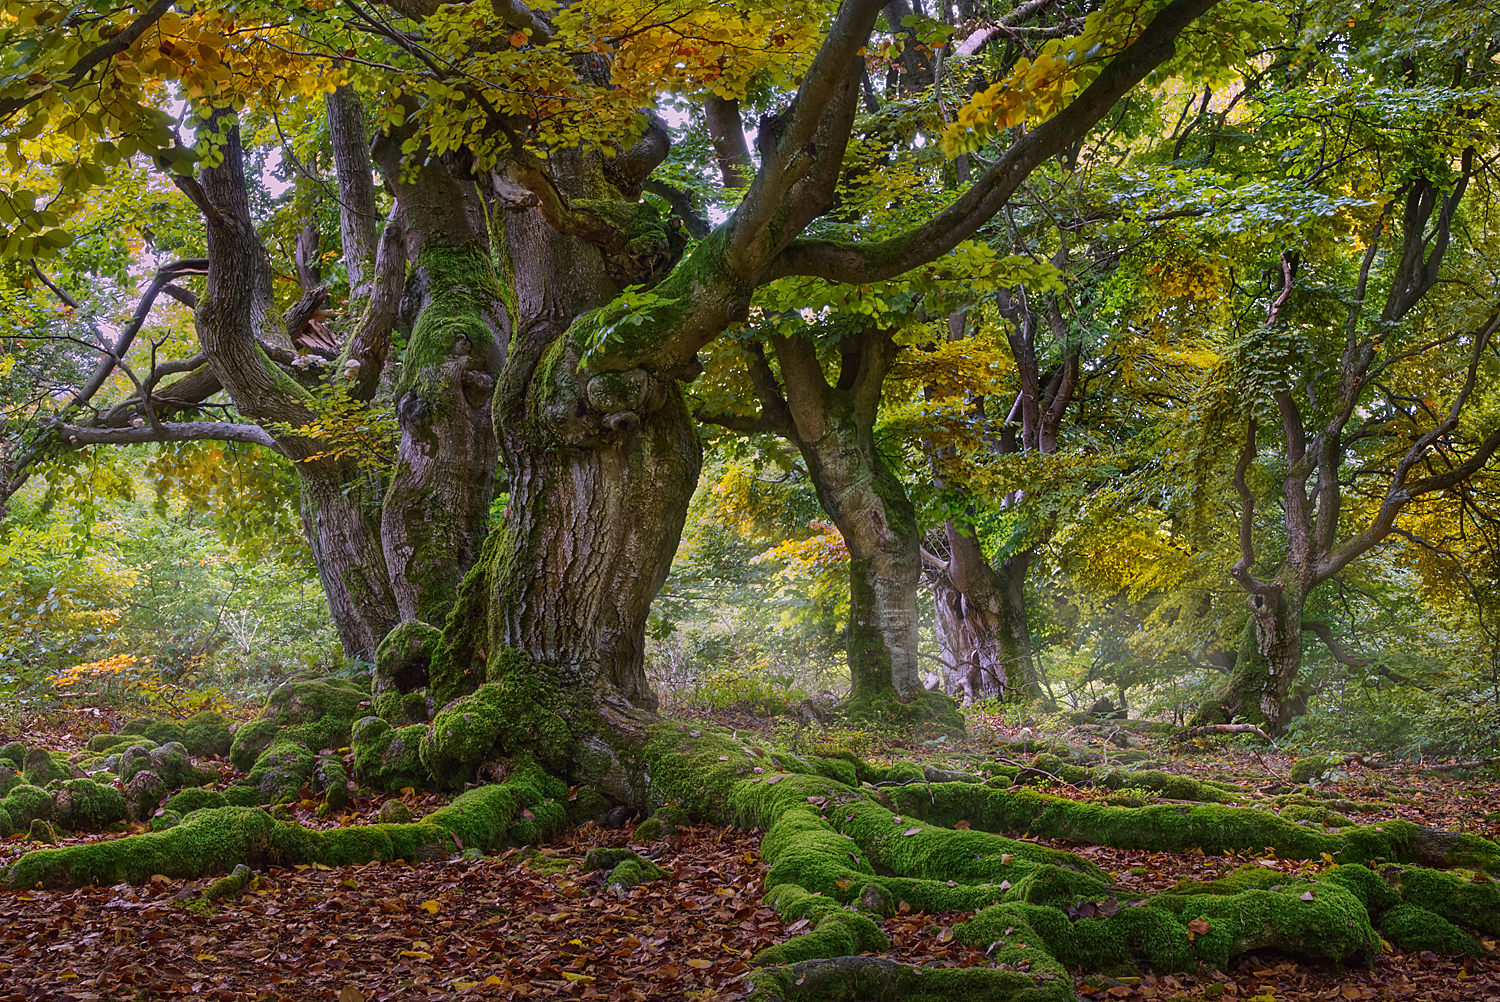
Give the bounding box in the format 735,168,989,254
770,331,923,699
325,86,379,296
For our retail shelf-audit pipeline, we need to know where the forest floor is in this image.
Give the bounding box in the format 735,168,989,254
1,702,1498,1001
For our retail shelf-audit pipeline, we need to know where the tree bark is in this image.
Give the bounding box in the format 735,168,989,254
933,537,1037,703
372,151,508,625
299,468,401,658
769,329,923,699
325,86,380,297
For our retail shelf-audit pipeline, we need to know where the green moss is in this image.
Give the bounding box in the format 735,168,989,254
1392,865,1500,935
351,717,429,791
634,803,690,841
247,738,316,801
375,620,440,698
744,961,1067,1002
889,781,1498,872
87,734,141,753
315,755,351,814
150,810,182,831
9,760,565,889
378,800,413,824
22,748,71,787
26,819,57,843
1379,903,1482,955
182,711,233,758
420,674,572,787
0,763,17,798
844,688,965,735
52,779,126,830
1281,803,1353,827
3,784,55,827
144,721,188,746
0,741,23,763
229,718,279,771
373,690,431,725
584,846,667,890
165,788,228,815
0,804,11,836
118,719,150,737
224,784,264,807
202,863,254,903
1290,755,1334,784
754,909,887,967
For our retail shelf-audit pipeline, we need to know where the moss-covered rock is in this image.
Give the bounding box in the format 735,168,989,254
125,770,169,822
228,718,279,772
0,804,11,836
378,800,413,824
0,741,23,765
248,739,316,802
374,620,440,698
584,846,667,891
182,711,233,758
0,762,18,798
202,863,255,902
843,688,965,735
351,717,429,791
1290,754,1334,784
1379,903,1482,955
143,721,188,746
224,784,263,807
262,676,370,749
372,689,432,725
150,810,183,832
26,818,57,843
86,733,143,753
315,755,351,815
164,787,228,815
22,747,73,787
3,784,56,827
53,779,126,830
633,804,690,842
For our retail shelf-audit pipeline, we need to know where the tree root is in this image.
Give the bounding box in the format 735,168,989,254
7,759,567,889
1171,723,1278,745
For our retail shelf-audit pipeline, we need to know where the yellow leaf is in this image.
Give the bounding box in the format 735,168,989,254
418,900,441,914
399,949,434,960
561,972,595,983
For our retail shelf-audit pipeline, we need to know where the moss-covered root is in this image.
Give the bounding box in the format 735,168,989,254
8,759,568,890
202,863,255,903
893,782,1500,874
583,846,667,893
744,956,1069,1002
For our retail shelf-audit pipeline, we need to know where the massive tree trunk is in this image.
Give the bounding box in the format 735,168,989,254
1211,594,1306,733
372,149,507,626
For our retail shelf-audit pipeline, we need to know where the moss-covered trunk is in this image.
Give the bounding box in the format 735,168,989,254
373,151,509,627
1198,591,1307,733
771,331,922,700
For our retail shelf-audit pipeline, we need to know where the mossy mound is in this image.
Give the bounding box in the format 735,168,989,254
374,620,440,700
182,711,234,758
1379,903,1483,955
584,846,667,891
373,690,431,726
0,763,18,798
247,739,317,801
3,784,56,827
52,779,126,830
351,717,429,791
420,676,573,787
22,748,73,787
633,804,690,842
0,804,11,836
0,741,23,766
843,688,965,735
164,787,229,815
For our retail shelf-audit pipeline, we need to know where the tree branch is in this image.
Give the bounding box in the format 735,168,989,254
55,421,282,453
768,0,1222,283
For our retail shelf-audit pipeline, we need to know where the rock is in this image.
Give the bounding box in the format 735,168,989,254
125,770,168,822
377,800,413,824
